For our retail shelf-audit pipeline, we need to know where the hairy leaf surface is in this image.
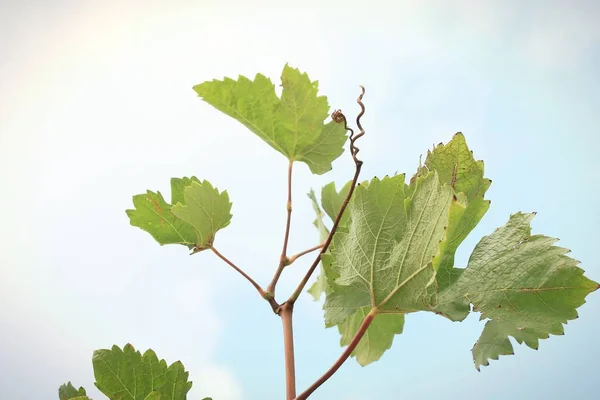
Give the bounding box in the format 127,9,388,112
92,344,194,400
441,213,599,369
322,173,457,364
193,64,347,174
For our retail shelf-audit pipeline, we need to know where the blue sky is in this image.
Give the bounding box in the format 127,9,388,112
1,1,599,399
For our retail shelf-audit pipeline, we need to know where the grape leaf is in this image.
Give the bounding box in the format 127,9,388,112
322,172,458,365
170,180,232,252
412,133,491,321
193,64,348,174
307,189,331,301
320,181,352,230
306,182,352,301
338,306,404,366
126,177,201,248
92,343,195,400
443,212,599,369
58,382,87,400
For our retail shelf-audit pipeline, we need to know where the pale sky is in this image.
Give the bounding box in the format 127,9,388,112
1,1,599,399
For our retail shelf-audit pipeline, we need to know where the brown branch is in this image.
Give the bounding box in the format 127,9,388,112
267,159,294,296
294,308,377,400
210,247,274,305
280,302,297,399
287,243,325,265
287,86,367,305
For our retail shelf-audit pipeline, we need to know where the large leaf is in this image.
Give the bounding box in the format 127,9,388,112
171,180,232,252
441,213,599,369
193,64,348,174
58,382,88,400
322,172,457,365
92,344,195,400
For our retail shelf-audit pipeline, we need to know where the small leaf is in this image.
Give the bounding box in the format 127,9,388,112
92,343,194,400
171,180,232,252
446,213,599,369
58,382,87,400
126,177,207,248
193,64,348,174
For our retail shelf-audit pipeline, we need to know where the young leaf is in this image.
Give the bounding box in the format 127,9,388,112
92,343,195,400
126,177,202,248
170,180,232,252
58,382,87,400
442,212,599,369
193,64,347,174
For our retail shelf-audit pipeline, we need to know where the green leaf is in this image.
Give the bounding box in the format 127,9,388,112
322,172,455,364
320,181,352,231
414,133,492,321
306,182,353,301
338,306,404,366
171,180,232,252
325,172,453,318
307,189,331,301
445,213,599,369
126,177,203,248
92,343,195,400
193,64,348,174
58,382,87,400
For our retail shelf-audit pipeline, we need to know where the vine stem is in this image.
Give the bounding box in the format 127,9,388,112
294,308,377,400
287,85,366,306
287,243,325,265
280,302,297,399
267,159,294,295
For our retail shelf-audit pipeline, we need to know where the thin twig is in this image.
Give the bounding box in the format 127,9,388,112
267,159,294,296
280,302,297,400
287,86,367,305
294,308,377,400
287,243,325,265
210,247,268,299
